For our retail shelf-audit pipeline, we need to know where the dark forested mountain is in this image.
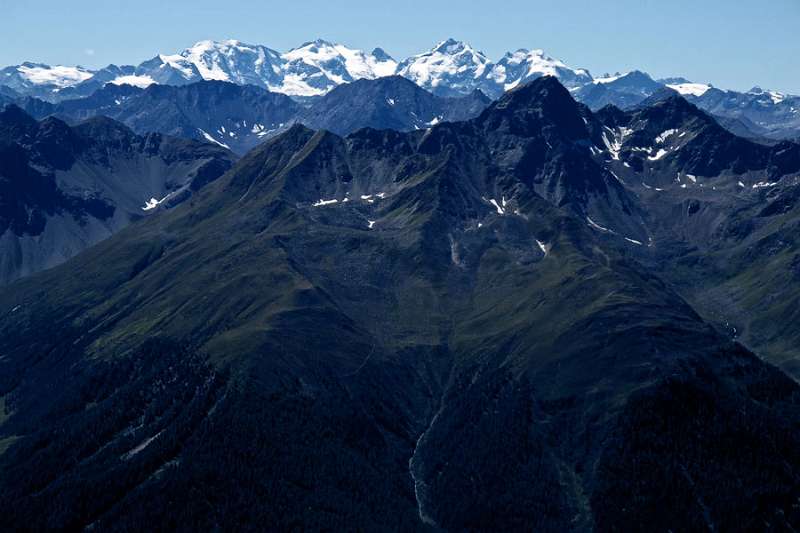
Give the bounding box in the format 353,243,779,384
573,70,665,110
20,81,301,155
17,78,490,155
0,77,799,531
0,86,18,107
686,86,800,140
569,72,800,141
0,105,234,284
592,95,800,378
296,75,491,135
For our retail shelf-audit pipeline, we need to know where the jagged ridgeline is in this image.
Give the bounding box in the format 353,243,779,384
0,77,799,530
0,105,235,284
3,38,799,140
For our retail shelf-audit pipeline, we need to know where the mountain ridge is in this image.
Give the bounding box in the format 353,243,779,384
0,77,799,530
0,105,235,283
4,38,797,139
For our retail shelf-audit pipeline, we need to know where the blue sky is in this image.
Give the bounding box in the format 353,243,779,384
3,0,799,93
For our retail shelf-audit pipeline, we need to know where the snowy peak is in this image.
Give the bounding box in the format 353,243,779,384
164,39,284,88
182,39,281,81
16,63,94,88
491,48,591,92
131,38,399,97
0,38,591,101
279,39,397,96
431,37,478,55
396,38,492,97
0,62,94,92
666,80,712,97
747,86,786,104
120,40,286,91
397,40,591,98
8,37,796,127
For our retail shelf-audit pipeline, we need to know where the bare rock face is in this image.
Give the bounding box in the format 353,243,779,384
0,105,234,284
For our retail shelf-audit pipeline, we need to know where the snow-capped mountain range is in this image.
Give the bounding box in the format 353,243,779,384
0,38,600,100
2,38,798,139
4,37,796,102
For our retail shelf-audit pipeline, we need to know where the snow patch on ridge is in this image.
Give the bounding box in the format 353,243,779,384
667,82,712,97
198,129,231,149
16,64,93,88
110,74,156,88
313,198,339,207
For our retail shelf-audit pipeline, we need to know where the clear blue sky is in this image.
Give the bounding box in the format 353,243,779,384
2,0,799,93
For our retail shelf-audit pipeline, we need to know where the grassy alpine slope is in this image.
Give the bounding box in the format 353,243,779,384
0,77,798,531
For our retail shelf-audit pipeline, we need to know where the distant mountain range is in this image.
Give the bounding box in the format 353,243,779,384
3,38,798,141
577,71,800,140
0,38,591,100
15,77,492,155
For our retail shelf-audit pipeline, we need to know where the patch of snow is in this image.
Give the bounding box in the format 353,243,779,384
158,53,197,79
655,129,677,144
768,91,785,104
109,74,155,88
586,216,615,234
313,198,339,207
624,237,643,245
666,82,711,97
593,73,627,84
17,64,94,88
536,240,549,255
142,191,176,211
648,148,669,161
198,129,230,149
142,198,160,211
122,431,163,460
601,126,631,160
484,197,505,215
752,181,778,189
368,220,376,229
